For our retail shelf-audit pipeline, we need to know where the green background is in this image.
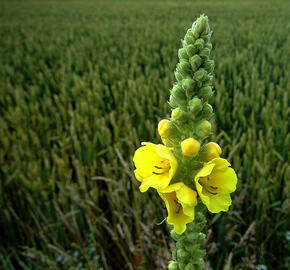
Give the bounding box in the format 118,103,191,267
0,0,289,269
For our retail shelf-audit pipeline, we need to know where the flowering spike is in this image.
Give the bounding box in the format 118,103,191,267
132,14,238,270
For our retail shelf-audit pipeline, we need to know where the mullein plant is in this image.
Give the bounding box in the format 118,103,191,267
133,15,237,269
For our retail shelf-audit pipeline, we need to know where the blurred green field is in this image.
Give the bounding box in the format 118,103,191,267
0,0,289,269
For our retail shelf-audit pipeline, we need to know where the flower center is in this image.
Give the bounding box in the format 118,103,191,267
199,176,218,195
152,159,170,175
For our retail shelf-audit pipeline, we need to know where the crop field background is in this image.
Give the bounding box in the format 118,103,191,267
0,0,289,269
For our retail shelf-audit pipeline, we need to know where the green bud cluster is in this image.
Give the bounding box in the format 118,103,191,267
168,204,207,270
168,14,214,141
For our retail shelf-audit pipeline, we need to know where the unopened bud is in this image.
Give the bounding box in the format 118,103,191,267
190,55,202,71
182,78,195,93
178,48,188,59
158,119,172,137
179,59,191,71
168,261,179,270
185,32,194,44
202,103,213,118
179,262,186,269
171,84,187,103
189,97,202,113
206,42,213,50
177,249,188,260
192,15,207,37
169,95,178,108
196,120,211,138
174,70,183,82
185,263,195,270
199,86,213,99
194,38,205,51
202,142,222,161
181,138,200,157
193,68,207,82
185,44,197,57
171,108,183,121
200,47,211,58
203,59,214,72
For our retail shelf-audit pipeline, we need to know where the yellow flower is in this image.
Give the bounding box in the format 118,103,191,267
133,142,178,192
158,183,197,235
194,158,237,213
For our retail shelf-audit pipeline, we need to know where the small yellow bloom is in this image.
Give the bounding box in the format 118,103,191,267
194,158,237,213
202,142,222,161
181,138,200,157
158,183,197,235
158,119,172,137
133,142,178,192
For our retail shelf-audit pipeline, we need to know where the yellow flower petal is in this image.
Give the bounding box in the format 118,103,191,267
139,173,170,192
200,192,232,213
134,170,143,182
156,144,178,180
210,167,237,194
176,184,197,207
207,158,230,170
194,158,237,213
133,143,159,178
158,183,197,235
133,142,178,192
195,163,215,179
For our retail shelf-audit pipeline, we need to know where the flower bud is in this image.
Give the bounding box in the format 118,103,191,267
189,97,202,113
177,64,190,77
203,59,214,72
185,263,195,270
202,103,213,118
181,138,200,157
158,119,172,137
193,68,207,82
171,84,187,104
202,142,222,161
171,108,183,121
194,38,205,51
196,120,211,138
178,48,188,59
178,262,186,269
192,15,207,37
177,249,188,260
185,32,194,44
168,261,179,270
182,78,195,93
200,47,211,58
179,59,191,71
189,55,202,71
185,44,197,57
206,42,213,50
168,95,178,108
174,70,183,82
199,86,213,99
